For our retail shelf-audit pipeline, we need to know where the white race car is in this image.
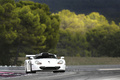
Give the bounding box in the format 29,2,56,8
24,52,66,73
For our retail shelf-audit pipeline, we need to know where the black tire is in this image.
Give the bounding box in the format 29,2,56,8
25,68,31,74
25,63,33,74
25,69,28,74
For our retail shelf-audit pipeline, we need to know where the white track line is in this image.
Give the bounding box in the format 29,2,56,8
98,68,120,71
0,70,25,71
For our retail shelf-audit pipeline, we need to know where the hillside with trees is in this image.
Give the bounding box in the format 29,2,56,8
53,10,120,57
28,0,120,24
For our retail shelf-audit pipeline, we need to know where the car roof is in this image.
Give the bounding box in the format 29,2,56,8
35,52,55,57
34,52,56,59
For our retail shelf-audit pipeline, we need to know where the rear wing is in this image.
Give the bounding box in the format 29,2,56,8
26,55,35,58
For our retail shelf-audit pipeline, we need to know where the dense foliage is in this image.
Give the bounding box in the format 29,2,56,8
54,10,120,57
0,0,60,65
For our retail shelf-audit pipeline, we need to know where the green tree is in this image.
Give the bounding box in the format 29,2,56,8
0,0,15,5
11,1,60,65
0,1,60,65
86,24,119,57
55,10,120,57
0,0,18,65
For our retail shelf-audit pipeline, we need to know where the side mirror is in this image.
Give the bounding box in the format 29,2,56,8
61,56,64,59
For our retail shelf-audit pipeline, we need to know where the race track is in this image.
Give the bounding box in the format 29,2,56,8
0,65,120,80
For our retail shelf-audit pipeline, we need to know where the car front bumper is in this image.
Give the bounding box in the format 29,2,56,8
31,64,66,71
40,66,60,70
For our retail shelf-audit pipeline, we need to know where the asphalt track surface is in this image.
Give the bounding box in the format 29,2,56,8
0,65,120,80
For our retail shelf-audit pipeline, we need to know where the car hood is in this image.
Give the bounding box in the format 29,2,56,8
35,58,60,65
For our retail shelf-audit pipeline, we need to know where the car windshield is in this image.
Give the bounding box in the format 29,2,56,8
34,55,56,59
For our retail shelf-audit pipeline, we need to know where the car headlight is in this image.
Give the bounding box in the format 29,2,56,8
58,60,63,64
35,61,42,65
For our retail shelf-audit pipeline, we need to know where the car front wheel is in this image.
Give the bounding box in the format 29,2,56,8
25,64,36,74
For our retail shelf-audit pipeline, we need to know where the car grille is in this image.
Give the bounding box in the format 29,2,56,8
40,66,60,70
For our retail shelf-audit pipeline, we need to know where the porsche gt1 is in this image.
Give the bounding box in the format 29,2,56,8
24,52,66,73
